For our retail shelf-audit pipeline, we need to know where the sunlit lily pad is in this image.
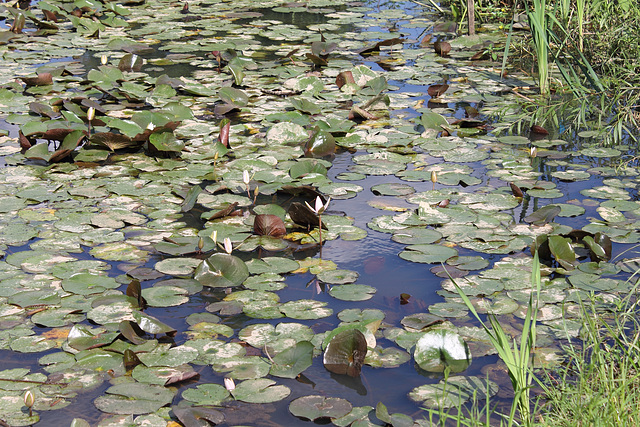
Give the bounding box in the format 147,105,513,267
231,378,290,403
414,328,472,373
409,376,498,409
391,228,442,244
94,383,174,415
323,328,367,377
181,383,230,406
399,244,458,263
280,300,332,320
328,284,376,301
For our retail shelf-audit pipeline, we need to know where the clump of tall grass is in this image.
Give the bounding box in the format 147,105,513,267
448,254,542,426
535,285,640,426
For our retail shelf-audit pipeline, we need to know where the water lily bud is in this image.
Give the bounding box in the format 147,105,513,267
214,152,219,161
100,54,108,65
223,237,233,254
224,377,235,391
530,147,538,158
253,186,259,198
197,237,204,250
87,107,95,122
242,170,250,185
211,230,218,244
431,170,438,183
24,390,34,408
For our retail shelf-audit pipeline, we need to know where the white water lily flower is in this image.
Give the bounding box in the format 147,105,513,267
242,170,250,185
305,196,330,215
224,377,235,391
100,54,108,65
24,390,34,408
223,237,233,254
87,107,95,121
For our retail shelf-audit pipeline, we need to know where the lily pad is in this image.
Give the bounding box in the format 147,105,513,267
328,284,376,301
94,383,174,415
289,395,352,421
194,253,249,288
414,328,472,373
231,378,290,403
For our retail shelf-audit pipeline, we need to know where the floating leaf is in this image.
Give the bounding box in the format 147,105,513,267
328,284,376,301
323,329,367,377
414,329,472,373
548,235,577,270
172,406,225,427
181,383,230,406
194,253,249,288
269,341,314,379
254,214,286,237
289,395,352,421
231,379,290,403
524,205,562,225
94,383,174,415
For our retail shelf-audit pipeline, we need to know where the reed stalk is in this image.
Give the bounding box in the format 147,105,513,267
452,254,542,426
527,0,549,95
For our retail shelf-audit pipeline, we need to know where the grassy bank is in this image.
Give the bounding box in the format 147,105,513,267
426,260,640,426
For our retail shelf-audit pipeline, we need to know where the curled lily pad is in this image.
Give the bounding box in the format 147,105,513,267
132,311,176,335
269,341,314,379
414,328,472,373
68,325,119,351
305,129,336,157
254,214,286,237
194,253,249,288
323,329,367,377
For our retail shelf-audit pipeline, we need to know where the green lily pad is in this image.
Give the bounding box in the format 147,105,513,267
213,356,271,380
414,328,472,373
194,253,249,288
94,383,174,415
269,341,314,379
289,395,352,421
399,244,458,263
61,273,120,296
181,383,230,406
280,300,332,320
231,378,290,403
328,284,376,301
137,346,199,367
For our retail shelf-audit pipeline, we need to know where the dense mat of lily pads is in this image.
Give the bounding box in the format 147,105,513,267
0,0,639,425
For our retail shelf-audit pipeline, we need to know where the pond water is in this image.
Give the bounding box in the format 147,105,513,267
0,0,639,426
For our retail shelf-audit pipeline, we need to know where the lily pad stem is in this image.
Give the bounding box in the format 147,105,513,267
318,214,323,259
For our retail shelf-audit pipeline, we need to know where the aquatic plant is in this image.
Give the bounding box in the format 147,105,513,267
452,254,542,426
